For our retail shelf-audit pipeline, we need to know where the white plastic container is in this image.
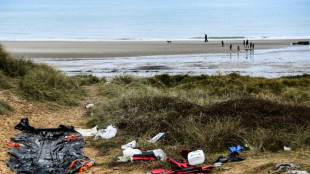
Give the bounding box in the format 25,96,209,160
187,150,205,165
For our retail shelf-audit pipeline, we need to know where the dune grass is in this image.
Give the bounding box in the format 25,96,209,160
0,99,12,115
88,74,310,159
0,44,101,106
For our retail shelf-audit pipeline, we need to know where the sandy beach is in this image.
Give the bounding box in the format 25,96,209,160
1,39,308,58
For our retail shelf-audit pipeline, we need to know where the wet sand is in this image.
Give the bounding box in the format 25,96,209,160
1,39,308,58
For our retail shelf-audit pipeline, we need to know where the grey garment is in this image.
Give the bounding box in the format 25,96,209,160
274,163,301,170
288,170,309,174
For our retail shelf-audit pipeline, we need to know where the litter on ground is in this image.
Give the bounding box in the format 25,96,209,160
274,163,301,170
94,125,117,139
76,125,98,136
149,132,165,143
6,118,94,173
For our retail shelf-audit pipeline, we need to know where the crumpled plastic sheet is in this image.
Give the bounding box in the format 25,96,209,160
6,118,91,174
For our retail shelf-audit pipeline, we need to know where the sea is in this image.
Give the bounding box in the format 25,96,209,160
0,0,310,41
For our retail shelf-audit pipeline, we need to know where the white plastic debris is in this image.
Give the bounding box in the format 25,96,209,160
288,170,309,174
85,103,95,109
149,132,165,143
76,126,97,136
214,162,223,167
284,146,291,151
117,148,142,162
152,149,167,162
121,140,137,150
95,125,117,139
187,150,205,165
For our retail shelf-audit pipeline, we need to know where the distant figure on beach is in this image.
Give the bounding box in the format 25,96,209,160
230,44,232,50
252,43,255,49
246,40,249,47
237,45,240,51
222,40,224,47
205,34,208,42
243,40,245,47
250,42,252,49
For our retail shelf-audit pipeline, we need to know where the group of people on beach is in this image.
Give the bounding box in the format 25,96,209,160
205,34,255,51
243,40,255,49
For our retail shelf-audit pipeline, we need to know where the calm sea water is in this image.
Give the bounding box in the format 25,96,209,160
0,0,310,41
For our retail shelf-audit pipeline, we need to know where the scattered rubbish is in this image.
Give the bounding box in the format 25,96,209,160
288,170,309,174
214,162,223,167
85,103,95,109
284,146,292,151
228,145,246,162
69,159,96,172
150,149,213,173
149,132,165,143
132,151,157,161
5,139,22,148
76,125,98,136
180,149,191,159
229,145,244,153
152,149,167,162
6,118,93,173
121,140,137,149
274,163,301,170
95,125,117,139
214,156,228,164
168,157,190,168
117,148,142,162
187,150,205,165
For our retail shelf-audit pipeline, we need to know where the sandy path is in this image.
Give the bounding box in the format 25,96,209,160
1,39,308,58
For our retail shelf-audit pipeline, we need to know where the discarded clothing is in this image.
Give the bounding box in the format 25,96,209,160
288,170,309,174
228,151,246,162
6,118,93,174
274,163,301,170
94,125,117,139
76,125,98,136
229,145,244,153
214,156,228,163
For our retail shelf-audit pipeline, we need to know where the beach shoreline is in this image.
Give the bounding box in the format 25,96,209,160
1,39,309,58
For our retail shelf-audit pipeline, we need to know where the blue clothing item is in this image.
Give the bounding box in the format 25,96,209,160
229,145,243,153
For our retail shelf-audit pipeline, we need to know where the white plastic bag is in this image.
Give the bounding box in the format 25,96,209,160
121,140,137,150
95,125,117,140
76,126,97,136
117,148,142,162
188,150,205,165
152,149,167,162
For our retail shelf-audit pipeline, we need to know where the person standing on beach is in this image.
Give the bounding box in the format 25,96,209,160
246,40,249,48
222,40,224,47
237,45,240,51
230,44,232,50
250,42,252,49
243,40,245,47
205,34,208,42
252,43,255,49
